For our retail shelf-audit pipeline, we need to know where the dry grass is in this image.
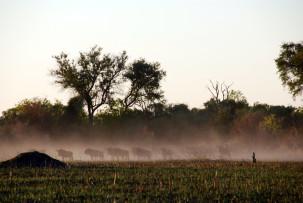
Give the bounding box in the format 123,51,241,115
0,160,302,201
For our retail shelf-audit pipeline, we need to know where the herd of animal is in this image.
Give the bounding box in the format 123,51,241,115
53,146,231,161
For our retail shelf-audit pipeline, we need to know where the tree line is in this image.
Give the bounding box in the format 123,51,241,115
0,42,303,150
0,92,302,146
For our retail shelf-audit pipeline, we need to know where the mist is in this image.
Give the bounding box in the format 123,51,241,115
1,126,302,162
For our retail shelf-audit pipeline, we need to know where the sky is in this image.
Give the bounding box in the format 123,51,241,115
0,0,303,113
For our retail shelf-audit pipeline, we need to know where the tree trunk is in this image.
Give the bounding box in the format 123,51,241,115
87,105,94,134
88,112,93,132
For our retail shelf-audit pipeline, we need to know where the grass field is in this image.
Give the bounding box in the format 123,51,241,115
0,160,303,201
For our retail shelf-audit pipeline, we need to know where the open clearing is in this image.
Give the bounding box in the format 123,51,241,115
1,160,303,201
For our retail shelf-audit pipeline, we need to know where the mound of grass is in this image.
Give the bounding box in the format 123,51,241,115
0,151,67,168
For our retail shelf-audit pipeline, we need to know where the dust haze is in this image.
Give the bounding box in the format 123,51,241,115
1,126,302,162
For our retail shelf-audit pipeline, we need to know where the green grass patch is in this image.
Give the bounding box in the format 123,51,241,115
0,160,303,201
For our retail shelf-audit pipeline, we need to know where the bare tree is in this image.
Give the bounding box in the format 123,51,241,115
207,80,220,104
221,82,233,101
207,80,233,104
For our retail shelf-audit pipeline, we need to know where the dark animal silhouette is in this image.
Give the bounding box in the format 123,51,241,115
132,147,152,160
84,148,104,161
107,147,129,161
56,149,73,161
161,148,173,160
218,145,231,160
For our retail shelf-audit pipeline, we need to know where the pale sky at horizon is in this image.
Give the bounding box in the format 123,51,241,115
1,0,303,113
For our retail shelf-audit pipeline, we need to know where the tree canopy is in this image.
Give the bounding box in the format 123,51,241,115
275,41,303,98
123,59,166,114
51,46,166,130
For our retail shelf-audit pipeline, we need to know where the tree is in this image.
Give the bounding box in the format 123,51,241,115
51,46,128,130
122,59,166,114
207,80,233,105
205,81,249,137
233,109,265,137
259,114,283,136
229,90,247,103
275,41,303,98
0,98,64,139
61,96,87,132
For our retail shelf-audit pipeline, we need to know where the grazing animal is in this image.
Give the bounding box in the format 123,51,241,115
218,145,231,160
132,147,152,160
56,149,73,161
161,148,173,160
107,147,129,161
84,148,104,161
